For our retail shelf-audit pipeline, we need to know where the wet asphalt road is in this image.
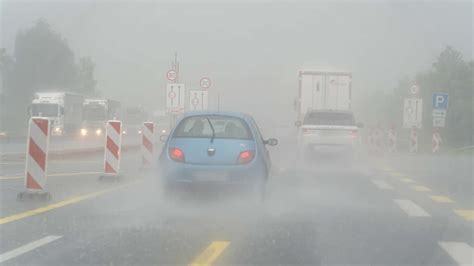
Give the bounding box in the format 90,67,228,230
0,143,472,265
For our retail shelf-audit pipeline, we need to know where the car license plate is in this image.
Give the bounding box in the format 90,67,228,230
193,172,227,182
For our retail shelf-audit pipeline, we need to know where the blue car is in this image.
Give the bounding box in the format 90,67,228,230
158,111,277,200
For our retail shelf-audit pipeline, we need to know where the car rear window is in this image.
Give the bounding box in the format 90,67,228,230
173,115,253,140
303,112,355,126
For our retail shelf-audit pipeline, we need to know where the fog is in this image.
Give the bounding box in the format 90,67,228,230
1,2,473,265
2,1,472,128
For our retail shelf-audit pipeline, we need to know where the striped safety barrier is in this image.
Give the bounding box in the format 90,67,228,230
141,122,154,166
432,131,442,153
410,127,418,153
18,117,51,200
388,128,397,153
102,120,122,178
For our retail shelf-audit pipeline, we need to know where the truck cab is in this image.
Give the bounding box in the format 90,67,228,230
31,92,83,136
81,99,121,137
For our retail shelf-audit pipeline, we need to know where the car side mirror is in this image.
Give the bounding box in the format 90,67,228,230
264,138,278,146
159,135,168,142
294,120,302,127
357,122,364,128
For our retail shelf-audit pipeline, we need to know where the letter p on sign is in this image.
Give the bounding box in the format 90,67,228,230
432,93,448,110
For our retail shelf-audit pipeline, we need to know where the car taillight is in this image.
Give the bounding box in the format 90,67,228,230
351,130,358,139
238,150,255,164
169,147,185,162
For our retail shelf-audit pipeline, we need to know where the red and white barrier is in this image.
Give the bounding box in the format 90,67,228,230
432,130,442,153
25,118,50,190
18,117,51,200
388,127,397,153
368,128,377,153
409,127,418,153
102,120,122,176
141,122,154,166
367,128,374,152
374,127,382,153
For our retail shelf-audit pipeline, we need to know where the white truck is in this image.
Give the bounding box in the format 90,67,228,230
30,92,84,136
81,99,121,136
296,70,353,120
295,70,362,155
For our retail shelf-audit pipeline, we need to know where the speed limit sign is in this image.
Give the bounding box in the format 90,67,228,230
167,70,177,81
200,77,211,89
410,85,420,95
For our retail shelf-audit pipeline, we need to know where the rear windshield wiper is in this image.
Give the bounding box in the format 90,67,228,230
206,117,215,143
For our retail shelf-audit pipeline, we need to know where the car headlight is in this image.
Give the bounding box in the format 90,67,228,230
162,129,166,134
138,130,142,134
54,127,62,133
122,130,127,134
95,129,102,136
80,128,88,136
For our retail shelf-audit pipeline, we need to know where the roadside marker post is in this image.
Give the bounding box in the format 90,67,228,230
374,126,383,154
17,117,51,201
368,128,375,153
409,127,419,153
388,126,397,153
141,122,155,168
432,129,442,153
100,120,122,181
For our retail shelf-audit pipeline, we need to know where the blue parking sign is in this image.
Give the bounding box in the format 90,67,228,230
432,93,448,110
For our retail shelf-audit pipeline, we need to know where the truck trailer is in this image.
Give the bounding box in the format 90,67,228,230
296,70,352,120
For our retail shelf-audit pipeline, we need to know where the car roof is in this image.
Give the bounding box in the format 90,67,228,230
183,111,252,120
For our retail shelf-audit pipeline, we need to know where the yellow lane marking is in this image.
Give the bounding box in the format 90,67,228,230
390,172,405,177
49,171,102,177
430,195,455,203
381,165,393,172
454,210,474,221
189,241,230,266
0,180,141,225
0,171,102,180
400,178,416,183
412,185,431,192
50,160,101,164
0,160,99,165
0,176,22,180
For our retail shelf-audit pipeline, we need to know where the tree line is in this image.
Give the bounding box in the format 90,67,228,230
0,20,97,132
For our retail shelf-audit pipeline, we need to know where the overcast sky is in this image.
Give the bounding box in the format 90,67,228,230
1,0,472,125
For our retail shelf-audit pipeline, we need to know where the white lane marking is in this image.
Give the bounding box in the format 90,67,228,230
394,199,431,217
371,179,393,190
0,235,62,263
0,162,24,165
438,241,474,266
